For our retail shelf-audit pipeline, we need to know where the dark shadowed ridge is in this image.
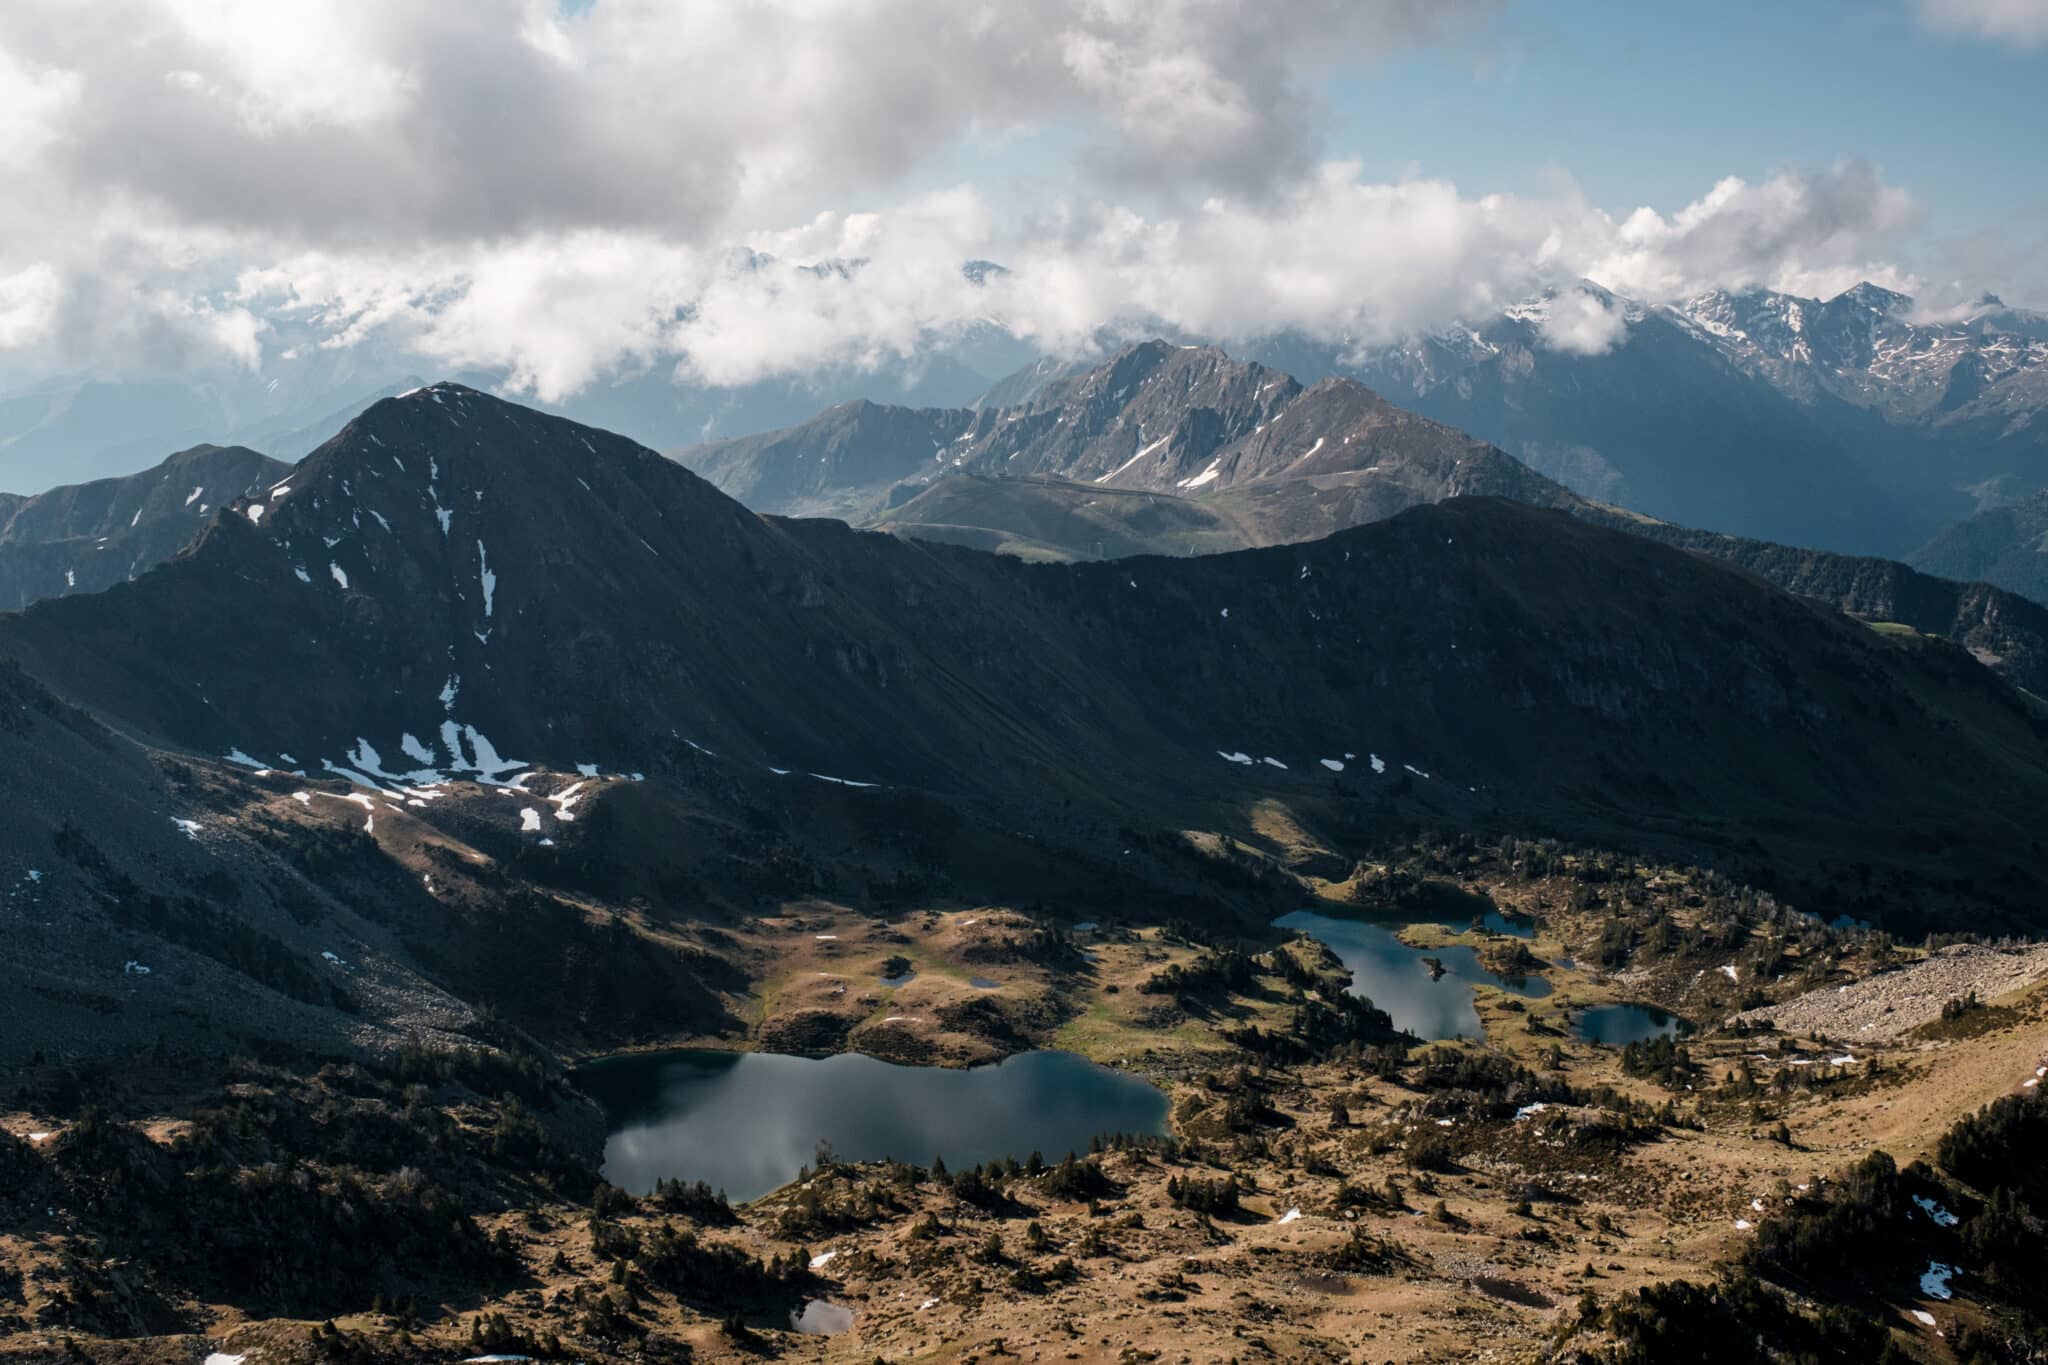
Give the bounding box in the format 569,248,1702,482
2,382,2047,931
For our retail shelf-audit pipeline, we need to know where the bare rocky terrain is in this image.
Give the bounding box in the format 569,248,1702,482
1732,942,2048,1042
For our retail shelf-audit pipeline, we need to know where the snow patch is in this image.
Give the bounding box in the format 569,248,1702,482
477,540,496,616
1921,1262,1955,1300
1319,758,1344,772
329,562,349,590
1098,435,1167,482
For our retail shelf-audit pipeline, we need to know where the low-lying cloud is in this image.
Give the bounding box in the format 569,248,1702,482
0,1,1986,389
1916,0,2048,49
231,161,1926,397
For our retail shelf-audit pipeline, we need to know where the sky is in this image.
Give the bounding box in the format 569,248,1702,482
0,0,2043,401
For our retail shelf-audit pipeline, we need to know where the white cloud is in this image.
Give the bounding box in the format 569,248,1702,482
216,162,1920,398
1589,163,1920,303
1915,0,2048,48
0,41,80,173
0,3,1970,390
0,0,1500,245
1535,290,1630,356
0,264,63,350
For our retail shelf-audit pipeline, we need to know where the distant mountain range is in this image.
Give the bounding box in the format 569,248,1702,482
0,340,1024,498
1234,281,2048,558
680,340,1573,525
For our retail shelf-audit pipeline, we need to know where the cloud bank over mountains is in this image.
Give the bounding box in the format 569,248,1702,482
0,0,2013,397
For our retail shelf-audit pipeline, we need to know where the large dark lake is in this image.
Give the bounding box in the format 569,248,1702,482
577,1048,1168,1202
1274,908,1552,1040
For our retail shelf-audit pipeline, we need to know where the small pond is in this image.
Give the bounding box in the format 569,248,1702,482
789,1300,855,1335
1573,1003,1690,1046
577,1048,1167,1203
1275,909,1551,1040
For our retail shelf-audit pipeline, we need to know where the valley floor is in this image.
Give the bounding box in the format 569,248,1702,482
5,843,2047,1364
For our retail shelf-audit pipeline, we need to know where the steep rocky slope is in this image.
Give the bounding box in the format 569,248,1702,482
681,341,1569,524
4,385,2047,941
1909,489,2048,608
0,444,289,610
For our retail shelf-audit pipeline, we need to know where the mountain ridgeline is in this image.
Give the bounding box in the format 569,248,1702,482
680,340,1573,525
678,340,2048,698
0,443,289,611
5,384,2048,936
1246,281,2048,557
